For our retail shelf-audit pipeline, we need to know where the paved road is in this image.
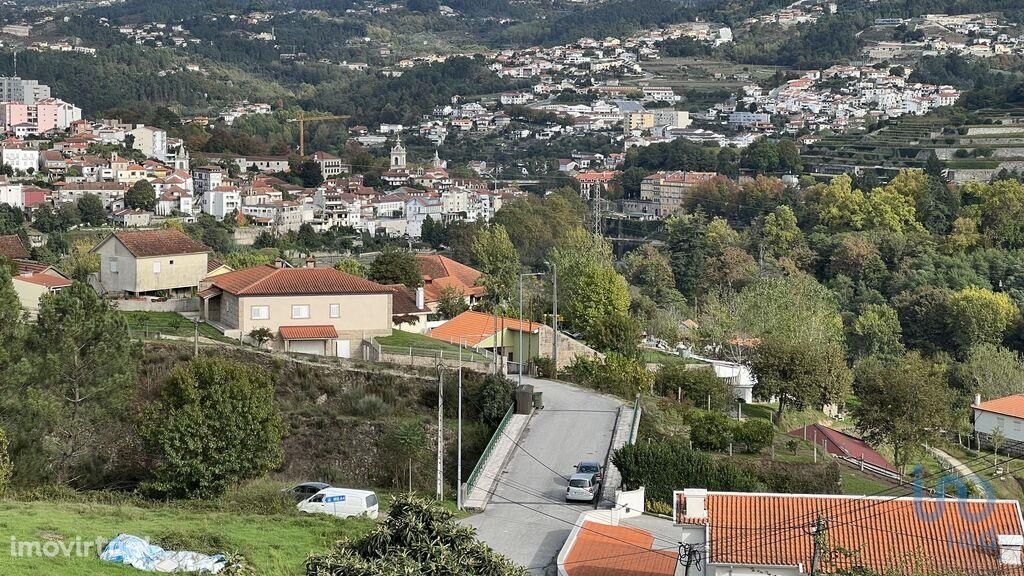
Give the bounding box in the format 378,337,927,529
463,376,622,574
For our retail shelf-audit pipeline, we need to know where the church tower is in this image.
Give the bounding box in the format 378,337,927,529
390,137,407,170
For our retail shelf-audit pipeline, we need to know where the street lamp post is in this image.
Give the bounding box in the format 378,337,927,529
519,272,545,386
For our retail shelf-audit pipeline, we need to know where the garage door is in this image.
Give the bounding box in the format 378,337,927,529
289,340,326,356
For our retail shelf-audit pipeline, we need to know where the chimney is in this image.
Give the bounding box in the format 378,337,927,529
998,535,1023,566
975,393,983,406
305,255,316,269
682,488,708,520
273,257,286,269
416,286,425,310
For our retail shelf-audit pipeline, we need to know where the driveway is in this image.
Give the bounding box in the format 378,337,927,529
463,376,622,574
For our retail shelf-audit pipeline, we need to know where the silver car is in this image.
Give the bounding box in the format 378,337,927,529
565,472,598,502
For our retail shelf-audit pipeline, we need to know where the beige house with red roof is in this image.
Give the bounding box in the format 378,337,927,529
415,253,485,311
671,489,1024,576
199,264,393,357
91,229,210,297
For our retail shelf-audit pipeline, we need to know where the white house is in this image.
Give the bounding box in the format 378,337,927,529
203,185,240,220
687,353,756,403
973,394,1024,455
1,145,39,173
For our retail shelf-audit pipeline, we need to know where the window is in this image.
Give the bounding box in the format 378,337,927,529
365,494,378,507
292,305,310,319
108,258,118,273
308,494,324,503
329,303,340,318
250,306,270,320
153,261,161,274
169,260,174,265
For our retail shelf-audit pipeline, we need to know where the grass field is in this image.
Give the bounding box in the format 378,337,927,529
120,311,235,343
377,331,491,363
0,496,375,575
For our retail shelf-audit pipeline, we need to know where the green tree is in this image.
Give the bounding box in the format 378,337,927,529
893,286,954,355
333,257,367,278
248,327,274,349
957,344,1024,400
224,250,276,269
665,212,709,300
947,286,1019,355
19,283,139,484
368,247,421,287
853,353,953,473
421,215,446,249
57,202,80,230
689,410,732,451
813,174,865,231
472,224,520,315
125,180,156,211
295,223,320,252
437,285,468,319
586,309,642,356
549,227,630,341
848,304,903,360
76,193,107,227
762,205,804,260
143,357,284,499
622,244,684,306
749,337,850,419
59,240,101,282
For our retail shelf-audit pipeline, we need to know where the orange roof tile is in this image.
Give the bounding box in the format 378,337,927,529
974,395,1024,420
428,310,540,347
279,325,338,340
14,273,72,288
416,254,484,303
676,491,1024,574
211,265,392,296
565,521,676,576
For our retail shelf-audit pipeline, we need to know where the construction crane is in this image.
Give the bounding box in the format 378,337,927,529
290,114,349,156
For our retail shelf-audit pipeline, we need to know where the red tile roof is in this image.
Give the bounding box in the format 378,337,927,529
416,254,484,303
676,491,1024,574
14,274,72,289
565,521,676,576
0,234,29,259
429,310,540,347
279,325,338,340
104,229,210,258
788,424,896,473
385,284,430,316
211,265,393,296
974,395,1024,420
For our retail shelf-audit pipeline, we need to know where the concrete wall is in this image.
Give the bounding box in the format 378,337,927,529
113,297,200,312
379,352,491,373
537,325,604,370
12,278,47,314
94,237,138,294
133,253,207,294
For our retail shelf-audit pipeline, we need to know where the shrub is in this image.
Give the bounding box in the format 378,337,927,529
142,357,284,499
533,356,556,378
733,419,775,453
645,499,673,516
613,440,761,504
654,364,731,410
564,353,653,398
689,410,732,451
477,375,516,426
740,460,841,494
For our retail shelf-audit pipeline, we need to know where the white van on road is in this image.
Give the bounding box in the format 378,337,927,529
297,488,380,519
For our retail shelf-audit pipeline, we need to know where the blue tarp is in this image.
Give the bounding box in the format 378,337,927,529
99,534,228,573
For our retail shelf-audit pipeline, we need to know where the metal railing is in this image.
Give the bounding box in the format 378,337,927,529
464,404,515,496
378,345,493,364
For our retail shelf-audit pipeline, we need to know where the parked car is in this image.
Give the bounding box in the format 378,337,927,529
297,488,380,519
574,461,604,485
565,472,599,502
282,482,331,503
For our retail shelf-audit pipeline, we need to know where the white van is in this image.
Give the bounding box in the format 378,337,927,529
297,488,380,519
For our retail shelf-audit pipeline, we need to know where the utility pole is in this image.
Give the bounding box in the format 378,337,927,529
457,341,463,509
436,361,445,501
520,272,545,385
677,543,704,576
808,515,828,576
551,262,558,371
